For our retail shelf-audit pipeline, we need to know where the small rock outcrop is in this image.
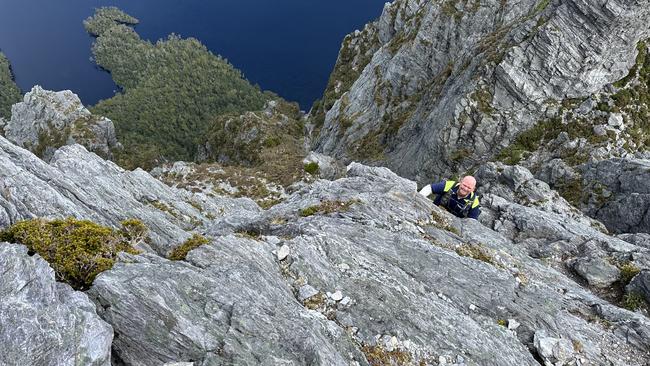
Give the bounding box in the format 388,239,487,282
0,243,112,365
0,135,259,255
3,86,120,161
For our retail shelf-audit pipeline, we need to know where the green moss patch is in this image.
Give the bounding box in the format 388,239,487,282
168,233,210,261
455,243,495,265
0,218,142,290
361,344,412,366
299,199,359,217
304,162,319,175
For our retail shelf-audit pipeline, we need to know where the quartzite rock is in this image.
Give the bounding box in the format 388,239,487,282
0,243,112,365
4,86,120,161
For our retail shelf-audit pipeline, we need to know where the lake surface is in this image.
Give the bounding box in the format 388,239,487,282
0,0,387,109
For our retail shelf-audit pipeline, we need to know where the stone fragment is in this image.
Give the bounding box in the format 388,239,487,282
277,244,290,261
298,285,319,302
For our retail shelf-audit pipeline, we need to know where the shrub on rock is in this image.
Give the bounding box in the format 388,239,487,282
0,217,142,290
168,233,210,261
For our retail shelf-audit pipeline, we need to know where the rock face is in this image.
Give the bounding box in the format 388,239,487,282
88,162,650,365
4,86,120,161
578,158,650,234
0,243,112,365
0,135,260,255
311,0,650,183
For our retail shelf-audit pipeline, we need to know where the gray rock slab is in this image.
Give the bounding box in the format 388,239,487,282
88,236,363,366
0,243,112,366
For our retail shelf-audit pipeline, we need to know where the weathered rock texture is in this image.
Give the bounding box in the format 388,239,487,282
0,135,260,255
0,243,112,365
4,86,120,161
88,162,650,365
311,0,650,184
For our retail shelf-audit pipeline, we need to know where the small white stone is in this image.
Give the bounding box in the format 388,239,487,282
469,304,477,311
338,263,350,271
507,319,521,330
389,336,398,350
277,244,290,261
340,296,351,306
438,355,447,364
608,113,624,128
331,290,344,301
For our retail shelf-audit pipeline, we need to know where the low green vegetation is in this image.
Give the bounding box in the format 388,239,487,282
304,162,319,175
299,199,358,217
455,242,495,265
0,218,143,290
622,292,647,311
202,98,303,167
168,233,210,261
0,52,22,119
617,262,641,285
84,7,267,170
361,344,411,366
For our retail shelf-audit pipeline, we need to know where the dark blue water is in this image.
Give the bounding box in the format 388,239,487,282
0,0,386,109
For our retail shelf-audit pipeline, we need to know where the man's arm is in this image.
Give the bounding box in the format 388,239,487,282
467,197,481,220
418,181,448,197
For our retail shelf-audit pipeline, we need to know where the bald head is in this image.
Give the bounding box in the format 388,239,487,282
458,176,476,197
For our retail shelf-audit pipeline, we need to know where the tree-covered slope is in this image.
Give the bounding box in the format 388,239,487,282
0,52,22,120
84,7,267,169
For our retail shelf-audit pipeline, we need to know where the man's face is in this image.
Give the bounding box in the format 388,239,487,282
458,179,475,197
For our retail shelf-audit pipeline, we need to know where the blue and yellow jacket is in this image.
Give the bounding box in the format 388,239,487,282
429,180,480,220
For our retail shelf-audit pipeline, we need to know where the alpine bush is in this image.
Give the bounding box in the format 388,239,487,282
0,218,143,290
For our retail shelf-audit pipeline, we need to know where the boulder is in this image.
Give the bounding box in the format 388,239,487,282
4,86,119,160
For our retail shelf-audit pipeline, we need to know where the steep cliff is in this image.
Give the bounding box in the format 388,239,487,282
311,0,650,184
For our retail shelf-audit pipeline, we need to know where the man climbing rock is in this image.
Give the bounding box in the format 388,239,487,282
419,176,481,219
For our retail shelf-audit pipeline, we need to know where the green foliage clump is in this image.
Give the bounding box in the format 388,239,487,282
0,218,142,290
168,233,210,261
299,199,358,217
456,243,495,265
556,176,585,207
361,344,412,366
304,162,319,175
85,7,267,170
618,262,641,285
496,319,508,327
83,7,138,36
0,52,22,119
622,292,646,311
